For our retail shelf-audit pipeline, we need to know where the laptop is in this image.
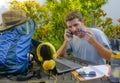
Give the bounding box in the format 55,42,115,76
55,57,82,74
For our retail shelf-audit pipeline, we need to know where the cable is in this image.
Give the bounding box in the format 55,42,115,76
44,70,57,83
72,73,79,83
75,75,79,83
28,80,46,83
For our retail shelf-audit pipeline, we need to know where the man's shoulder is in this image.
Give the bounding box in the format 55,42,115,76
91,28,104,34
91,27,102,32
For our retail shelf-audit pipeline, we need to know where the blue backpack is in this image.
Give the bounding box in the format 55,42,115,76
0,19,35,75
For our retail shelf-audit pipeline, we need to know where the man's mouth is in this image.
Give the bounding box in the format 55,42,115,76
74,30,86,37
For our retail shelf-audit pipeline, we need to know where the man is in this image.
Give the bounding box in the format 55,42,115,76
57,11,112,64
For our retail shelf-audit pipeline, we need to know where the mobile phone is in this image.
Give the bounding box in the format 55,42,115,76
70,32,73,35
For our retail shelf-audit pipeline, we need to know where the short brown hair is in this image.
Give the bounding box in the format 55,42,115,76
65,11,82,22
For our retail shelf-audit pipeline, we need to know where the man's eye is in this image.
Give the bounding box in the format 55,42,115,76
68,26,72,28
74,24,78,27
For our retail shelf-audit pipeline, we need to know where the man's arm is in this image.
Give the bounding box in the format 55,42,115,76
92,40,112,61
57,40,69,57
57,29,73,57
85,32,112,61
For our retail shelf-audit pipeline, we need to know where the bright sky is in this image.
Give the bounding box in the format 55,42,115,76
0,0,7,8
0,0,27,8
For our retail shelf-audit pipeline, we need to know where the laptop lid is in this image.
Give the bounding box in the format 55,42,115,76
55,58,82,74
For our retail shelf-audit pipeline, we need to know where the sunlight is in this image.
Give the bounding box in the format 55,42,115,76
0,0,6,7
0,0,28,8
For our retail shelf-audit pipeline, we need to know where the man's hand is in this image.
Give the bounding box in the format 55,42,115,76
84,31,97,45
64,29,73,42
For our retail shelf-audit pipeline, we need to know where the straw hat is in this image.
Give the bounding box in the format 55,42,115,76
0,10,30,31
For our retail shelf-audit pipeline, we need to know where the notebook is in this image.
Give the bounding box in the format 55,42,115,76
55,58,82,74
71,64,110,81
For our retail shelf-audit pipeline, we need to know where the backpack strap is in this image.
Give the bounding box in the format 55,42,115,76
26,22,29,34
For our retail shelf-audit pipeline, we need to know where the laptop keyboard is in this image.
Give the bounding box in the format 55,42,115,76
56,61,71,71
55,58,81,69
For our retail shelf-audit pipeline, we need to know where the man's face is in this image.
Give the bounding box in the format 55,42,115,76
66,18,86,38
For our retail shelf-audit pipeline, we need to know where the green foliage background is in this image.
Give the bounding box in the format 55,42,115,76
10,0,118,50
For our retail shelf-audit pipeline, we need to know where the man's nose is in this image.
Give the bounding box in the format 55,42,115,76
72,26,77,31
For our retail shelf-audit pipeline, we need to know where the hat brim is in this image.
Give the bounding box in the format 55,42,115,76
0,17,30,31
